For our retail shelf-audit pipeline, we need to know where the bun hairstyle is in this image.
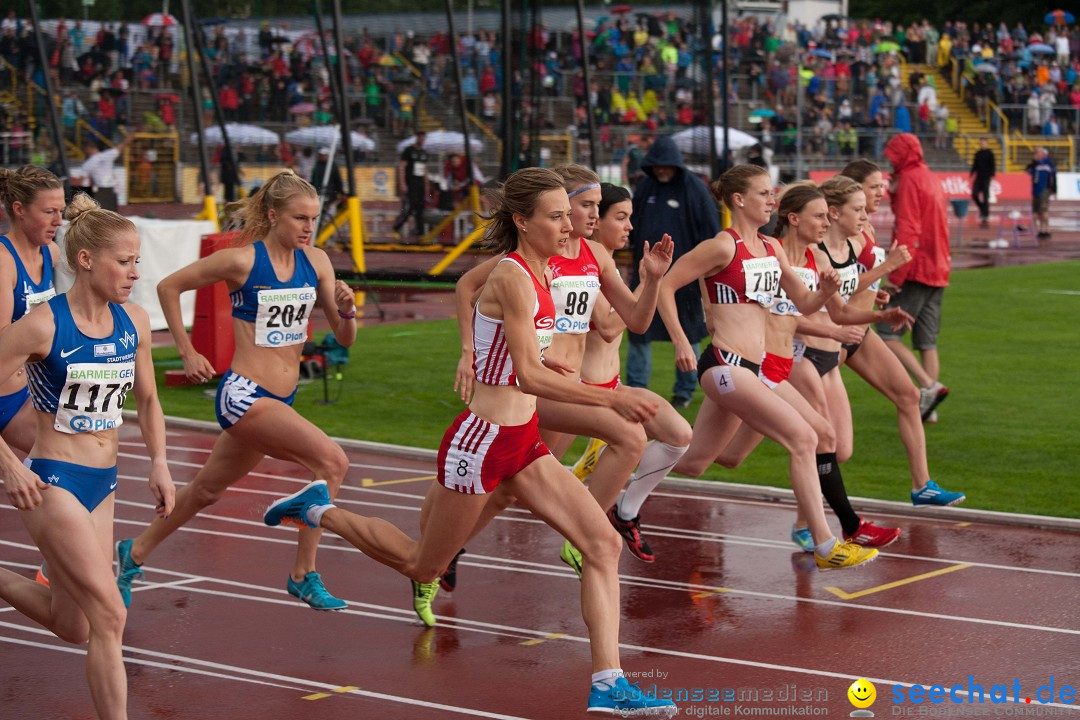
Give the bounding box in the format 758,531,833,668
0,165,63,218
819,175,863,210
598,183,631,218
63,192,136,272
226,169,317,245
840,159,882,184
482,167,567,255
554,163,601,193
710,164,769,211
774,181,824,237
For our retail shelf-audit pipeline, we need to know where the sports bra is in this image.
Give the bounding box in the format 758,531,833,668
856,229,887,294
770,247,819,317
705,228,780,308
0,236,55,322
820,238,860,303
471,253,556,387
549,238,601,335
230,241,318,347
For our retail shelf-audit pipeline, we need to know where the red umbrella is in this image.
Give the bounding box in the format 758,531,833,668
141,13,178,27
611,4,633,14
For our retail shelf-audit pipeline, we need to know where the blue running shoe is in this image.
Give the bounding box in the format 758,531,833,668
587,676,678,717
911,480,966,507
288,572,347,610
790,526,814,553
116,538,143,609
264,480,331,528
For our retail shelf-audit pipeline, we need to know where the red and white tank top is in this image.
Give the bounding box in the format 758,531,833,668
770,247,819,317
472,253,556,387
549,238,601,335
856,229,887,293
705,228,780,308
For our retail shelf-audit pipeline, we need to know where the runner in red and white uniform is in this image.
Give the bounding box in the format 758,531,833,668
661,164,876,571
261,167,678,718
838,159,967,507
714,182,911,550
450,165,680,575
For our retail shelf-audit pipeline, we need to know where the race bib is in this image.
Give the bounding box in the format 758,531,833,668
867,246,887,293
550,274,601,334
25,288,56,310
254,288,316,347
55,361,134,434
836,264,860,303
771,266,818,316
742,256,780,307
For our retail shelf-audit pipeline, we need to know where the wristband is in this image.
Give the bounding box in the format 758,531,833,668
338,308,356,319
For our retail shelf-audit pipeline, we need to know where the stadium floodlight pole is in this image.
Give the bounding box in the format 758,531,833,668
313,0,345,130
179,0,217,228
331,0,366,274
575,0,597,167
701,0,718,175
500,0,512,177
721,0,730,173
189,13,237,210
26,0,70,189
444,0,479,215
796,62,804,180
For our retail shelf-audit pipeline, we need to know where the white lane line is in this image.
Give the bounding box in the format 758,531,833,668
112,450,1080,580
0,625,535,719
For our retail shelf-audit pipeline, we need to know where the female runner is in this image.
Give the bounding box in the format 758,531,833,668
664,165,875,570
837,160,965,506
261,167,677,718
0,193,174,719
115,170,361,611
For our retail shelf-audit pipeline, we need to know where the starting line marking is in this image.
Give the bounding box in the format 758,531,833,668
519,633,568,646
825,563,972,600
304,686,360,701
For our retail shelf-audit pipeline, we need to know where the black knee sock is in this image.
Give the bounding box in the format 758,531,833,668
817,452,861,537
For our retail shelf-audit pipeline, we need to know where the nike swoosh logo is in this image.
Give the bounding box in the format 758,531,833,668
109,481,118,490
59,346,84,358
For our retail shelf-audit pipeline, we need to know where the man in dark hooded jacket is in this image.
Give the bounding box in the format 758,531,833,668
626,136,721,407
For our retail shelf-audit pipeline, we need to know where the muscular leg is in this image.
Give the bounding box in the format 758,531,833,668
846,331,931,488
820,368,853,463
883,338,934,388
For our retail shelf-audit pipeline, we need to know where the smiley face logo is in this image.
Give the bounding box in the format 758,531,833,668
848,678,876,709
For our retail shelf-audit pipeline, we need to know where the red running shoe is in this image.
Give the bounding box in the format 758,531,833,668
844,519,901,548
607,505,655,563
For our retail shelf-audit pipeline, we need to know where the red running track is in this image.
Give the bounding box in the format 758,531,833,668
1,423,1078,719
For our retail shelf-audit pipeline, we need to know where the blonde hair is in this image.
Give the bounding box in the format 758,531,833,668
226,170,318,245
774,182,824,237
820,175,863,210
0,165,63,218
554,164,601,194
711,164,769,211
63,193,136,271
482,167,567,255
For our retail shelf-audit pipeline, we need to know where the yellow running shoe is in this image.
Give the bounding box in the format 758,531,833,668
815,539,878,570
412,579,440,627
559,539,583,578
571,438,607,482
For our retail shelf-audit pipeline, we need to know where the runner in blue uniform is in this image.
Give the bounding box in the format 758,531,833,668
0,193,173,719
115,170,359,611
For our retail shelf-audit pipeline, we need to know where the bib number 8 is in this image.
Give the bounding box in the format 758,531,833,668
564,291,589,317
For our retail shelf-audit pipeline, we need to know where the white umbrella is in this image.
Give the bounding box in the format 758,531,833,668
285,126,376,152
671,126,760,154
191,123,281,147
141,13,179,27
397,130,484,154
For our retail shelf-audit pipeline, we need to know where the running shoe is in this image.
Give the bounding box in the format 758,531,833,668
288,571,347,610
911,480,966,507
918,382,949,421
34,561,49,587
440,548,466,592
670,395,692,409
263,480,331,528
572,438,607,482
412,579,440,627
587,676,679,717
815,539,878,570
115,538,143,609
926,410,939,424
607,504,655,563
844,519,902,548
560,539,583,578
790,526,814,553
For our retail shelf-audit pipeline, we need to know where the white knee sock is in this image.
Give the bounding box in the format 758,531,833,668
617,441,688,520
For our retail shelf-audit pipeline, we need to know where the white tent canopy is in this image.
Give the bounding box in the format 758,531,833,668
397,130,484,154
285,126,376,152
191,123,281,147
